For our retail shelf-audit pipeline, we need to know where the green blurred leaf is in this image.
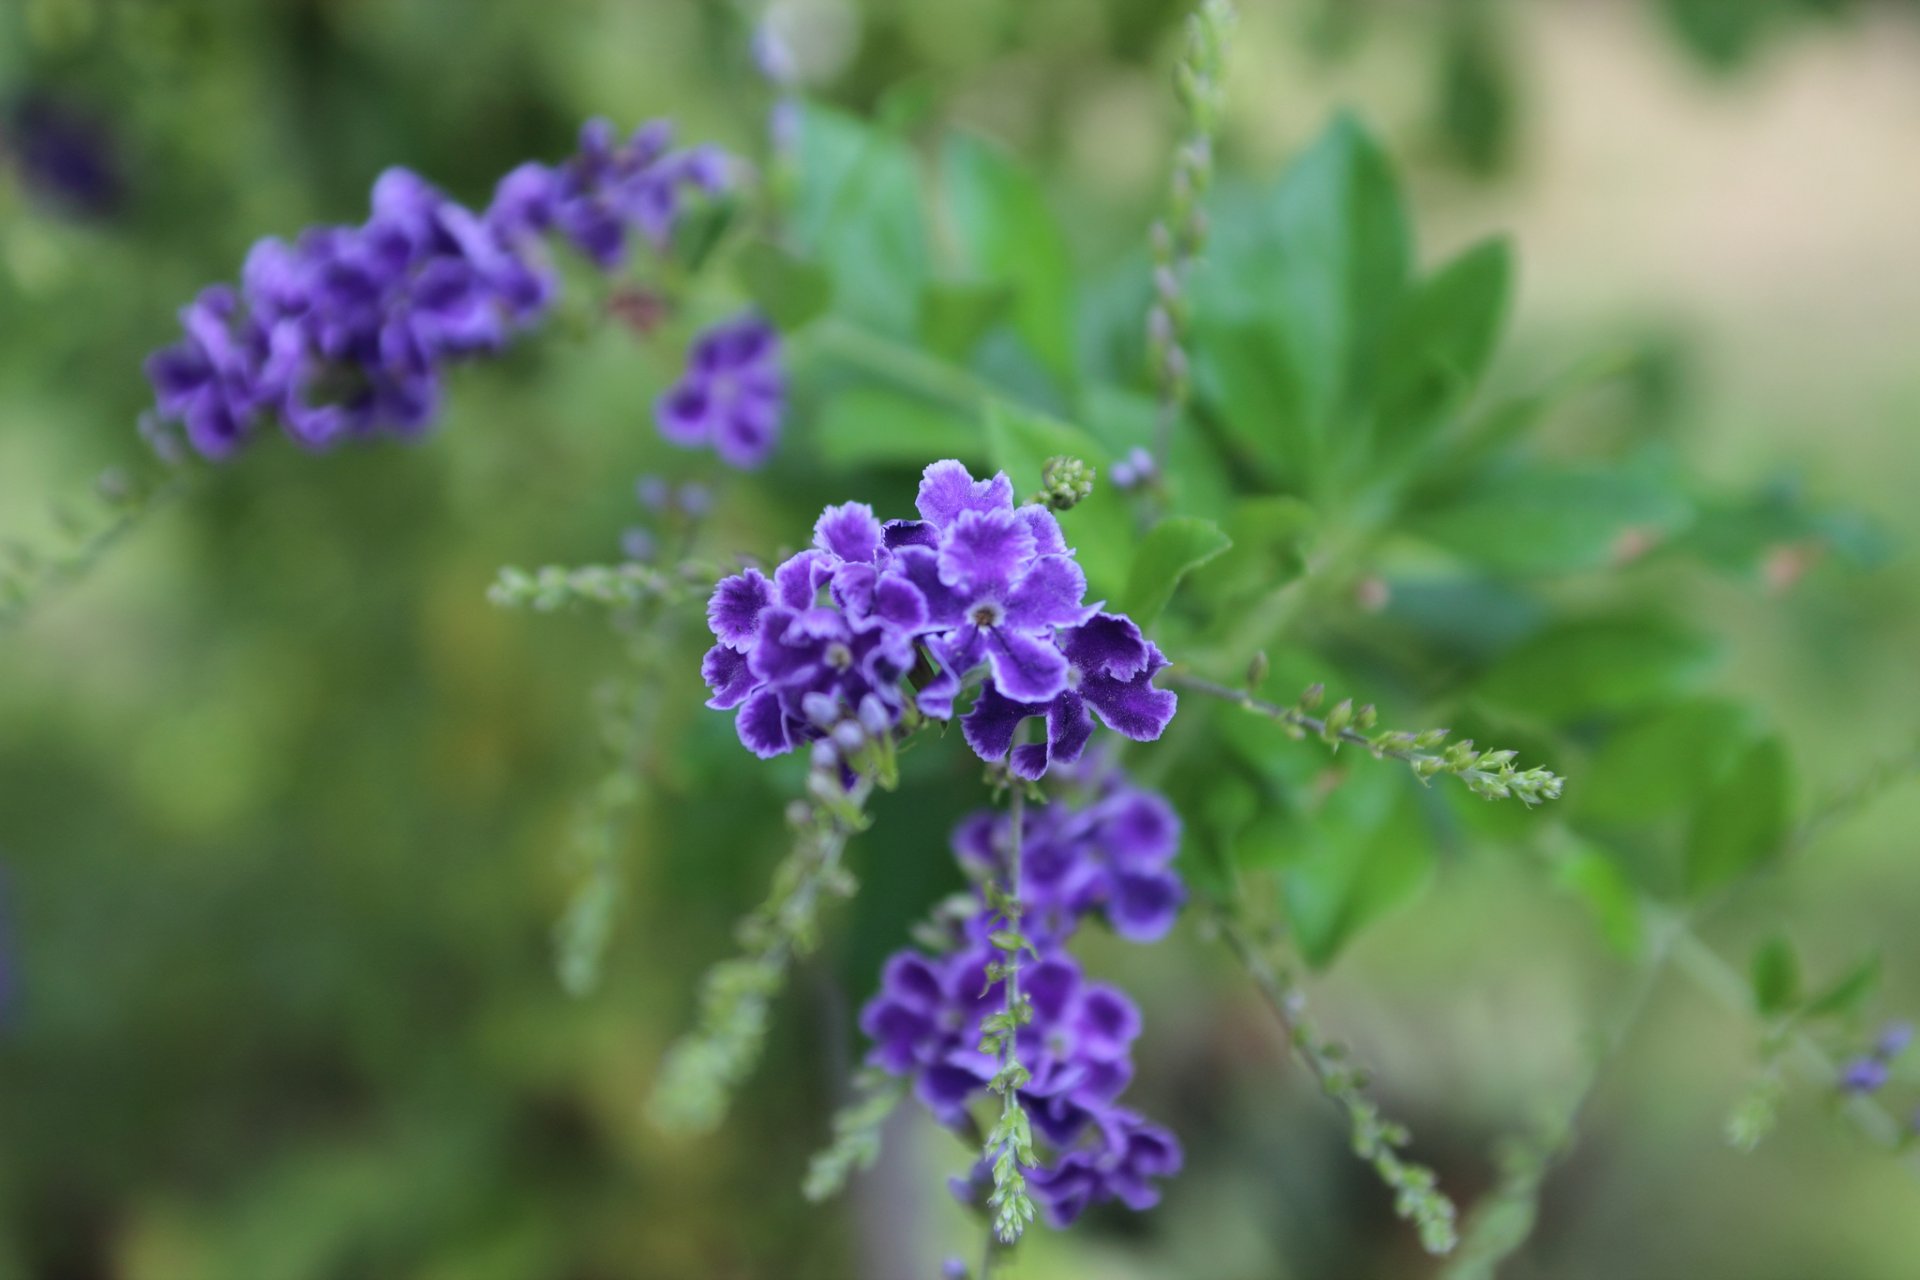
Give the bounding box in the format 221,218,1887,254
940,134,1077,392
1554,843,1644,956
793,106,928,333
1478,617,1717,724
1751,936,1801,1017
1685,735,1791,895
917,279,1014,360
983,402,1130,597
1804,953,1881,1021
1121,516,1231,630
736,240,832,330
1373,235,1512,457
1194,112,1410,487
1411,458,1693,577
1186,496,1316,611
814,388,986,469
1575,698,1756,825
1278,770,1432,969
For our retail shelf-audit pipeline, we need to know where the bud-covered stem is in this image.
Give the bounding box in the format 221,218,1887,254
1217,907,1459,1255
980,765,1038,1262
648,766,876,1133
1148,0,1235,472
0,464,190,629
489,562,694,612
1170,671,1565,806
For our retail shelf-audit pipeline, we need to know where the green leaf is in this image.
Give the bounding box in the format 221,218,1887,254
1121,516,1232,629
917,279,1014,360
1574,698,1756,826
1804,953,1881,1021
1373,235,1512,457
813,388,986,469
1750,936,1801,1017
1478,617,1718,724
1554,843,1644,957
1193,112,1411,486
1685,735,1791,895
736,241,832,330
940,134,1077,392
792,106,928,333
1410,458,1694,577
983,402,1130,598
1281,772,1432,969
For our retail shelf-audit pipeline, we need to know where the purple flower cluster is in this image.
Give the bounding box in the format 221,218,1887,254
953,764,1185,943
656,313,784,468
144,120,748,462
859,765,1187,1226
700,460,1178,766
1840,1020,1913,1095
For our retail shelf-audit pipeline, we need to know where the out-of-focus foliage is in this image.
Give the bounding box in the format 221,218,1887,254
3,1,1919,1278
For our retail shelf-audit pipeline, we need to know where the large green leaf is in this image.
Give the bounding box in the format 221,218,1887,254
1477,617,1717,724
735,240,832,330
983,403,1130,598
1372,235,1512,458
1410,458,1693,577
1685,735,1792,895
792,106,928,334
1574,698,1757,825
940,134,1078,392
814,388,986,469
1121,516,1231,630
1554,840,1644,957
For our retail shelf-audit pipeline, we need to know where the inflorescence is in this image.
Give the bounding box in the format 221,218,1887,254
855,760,1186,1230
145,119,782,467
700,460,1178,772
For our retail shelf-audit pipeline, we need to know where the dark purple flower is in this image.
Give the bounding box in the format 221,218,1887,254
1028,1109,1183,1224
5,93,124,219
656,312,784,468
961,612,1177,782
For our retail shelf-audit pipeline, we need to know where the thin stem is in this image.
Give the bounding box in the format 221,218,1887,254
981,764,1035,1263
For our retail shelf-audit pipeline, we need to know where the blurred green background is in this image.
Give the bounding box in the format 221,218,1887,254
3,1,1919,1277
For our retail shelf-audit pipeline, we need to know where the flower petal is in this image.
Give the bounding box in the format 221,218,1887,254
707,567,773,650
736,687,796,757
813,500,884,564
701,643,757,709
937,508,1036,597
984,626,1070,704
916,459,1014,527
1004,555,1093,632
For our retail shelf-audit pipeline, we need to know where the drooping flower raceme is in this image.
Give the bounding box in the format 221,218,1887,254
699,460,1178,767
859,761,1187,1226
144,119,761,464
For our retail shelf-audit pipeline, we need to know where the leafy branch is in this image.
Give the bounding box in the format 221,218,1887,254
487,562,692,612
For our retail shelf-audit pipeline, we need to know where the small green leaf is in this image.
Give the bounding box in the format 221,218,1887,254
1750,936,1801,1017
984,402,1130,598
813,388,985,470
1804,953,1881,1021
1121,516,1232,629
917,279,1015,360
736,241,832,330
1685,735,1792,896
793,106,928,333
1478,617,1718,724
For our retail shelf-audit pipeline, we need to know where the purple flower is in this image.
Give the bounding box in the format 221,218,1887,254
145,119,736,461
961,612,1178,782
656,313,784,468
953,763,1185,943
1876,1021,1914,1061
1028,1109,1184,1224
1841,1057,1890,1094
6,92,124,220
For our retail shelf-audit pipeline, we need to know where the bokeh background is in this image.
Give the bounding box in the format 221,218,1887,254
3,1,1919,1277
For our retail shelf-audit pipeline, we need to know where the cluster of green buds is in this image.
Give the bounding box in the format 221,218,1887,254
803,692,906,805
1285,679,1564,807
488,561,686,612
1147,0,1236,461
1035,455,1095,512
